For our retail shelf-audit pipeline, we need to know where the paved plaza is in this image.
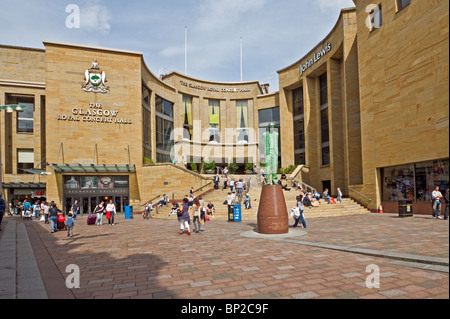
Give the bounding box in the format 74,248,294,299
0,212,448,301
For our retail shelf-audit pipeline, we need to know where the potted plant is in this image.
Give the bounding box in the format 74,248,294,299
228,162,239,174
244,162,254,174
203,160,216,174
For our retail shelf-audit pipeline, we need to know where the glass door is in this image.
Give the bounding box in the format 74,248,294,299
82,197,90,215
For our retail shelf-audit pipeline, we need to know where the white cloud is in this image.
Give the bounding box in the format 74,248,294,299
80,1,112,35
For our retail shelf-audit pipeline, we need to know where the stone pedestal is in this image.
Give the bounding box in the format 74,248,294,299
257,185,289,234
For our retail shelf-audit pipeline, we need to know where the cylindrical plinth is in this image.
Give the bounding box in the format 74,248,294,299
257,185,289,234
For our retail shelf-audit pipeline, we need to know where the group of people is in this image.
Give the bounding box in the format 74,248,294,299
176,191,216,235
0,197,118,237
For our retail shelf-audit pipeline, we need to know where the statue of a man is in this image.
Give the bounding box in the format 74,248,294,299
262,122,279,185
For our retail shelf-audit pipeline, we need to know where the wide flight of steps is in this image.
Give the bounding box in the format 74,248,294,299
146,175,370,221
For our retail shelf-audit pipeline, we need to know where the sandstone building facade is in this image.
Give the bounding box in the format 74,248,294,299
1,0,448,214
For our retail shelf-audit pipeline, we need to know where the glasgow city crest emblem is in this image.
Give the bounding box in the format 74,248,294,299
82,59,110,94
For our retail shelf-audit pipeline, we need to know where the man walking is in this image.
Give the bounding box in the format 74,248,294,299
72,199,80,219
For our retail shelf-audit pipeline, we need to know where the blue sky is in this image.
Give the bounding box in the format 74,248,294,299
0,0,355,92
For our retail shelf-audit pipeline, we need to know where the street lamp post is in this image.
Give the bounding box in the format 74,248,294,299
0,104,26,198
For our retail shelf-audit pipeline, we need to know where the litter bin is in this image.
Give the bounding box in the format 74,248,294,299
124,206,133,219
233,204,242,222
398,200,413,217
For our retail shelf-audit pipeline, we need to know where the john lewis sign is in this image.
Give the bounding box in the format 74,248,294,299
300,43,332,76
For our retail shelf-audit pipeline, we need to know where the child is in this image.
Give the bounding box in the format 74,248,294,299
66,212,75,238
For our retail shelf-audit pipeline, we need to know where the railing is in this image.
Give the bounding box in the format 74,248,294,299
349,187,372,202
193,182,214,196
293,179,316,194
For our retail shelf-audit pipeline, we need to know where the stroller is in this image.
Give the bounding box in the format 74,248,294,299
23,210,32,221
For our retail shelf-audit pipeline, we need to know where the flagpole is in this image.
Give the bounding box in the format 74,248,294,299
185,26,188,75
240,37,243,82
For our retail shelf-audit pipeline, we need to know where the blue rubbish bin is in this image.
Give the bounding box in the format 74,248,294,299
233,204,242,222
124,206,133,219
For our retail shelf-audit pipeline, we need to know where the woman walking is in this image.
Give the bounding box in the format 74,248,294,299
178,197,191,235
106,199,116,226
294,191,307,228
94,201,105,226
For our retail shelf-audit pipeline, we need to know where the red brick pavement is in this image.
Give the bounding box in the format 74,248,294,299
29,213,448,300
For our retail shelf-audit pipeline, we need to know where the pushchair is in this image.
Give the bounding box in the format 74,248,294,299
22,210,32,221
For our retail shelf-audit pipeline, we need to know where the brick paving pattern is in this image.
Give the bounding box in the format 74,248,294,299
5,213,449,299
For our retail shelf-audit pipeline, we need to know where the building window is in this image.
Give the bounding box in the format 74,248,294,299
319,73,328,107
397,0,411,12
293,87,305,165
293,87,304,117
17,149,34,174
321,145,330,167
236,100,249,143
320,108,330,144
182,95,193,140
209,100,220,143
17,101,34,134
319,73,330,166
142,84,151,160
155,96,174,162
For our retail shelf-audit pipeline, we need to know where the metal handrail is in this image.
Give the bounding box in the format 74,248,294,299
194,182,213,195
349,187,372,202
293,179,316,193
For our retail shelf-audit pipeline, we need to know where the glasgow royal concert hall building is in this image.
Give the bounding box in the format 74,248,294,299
1,0,448,215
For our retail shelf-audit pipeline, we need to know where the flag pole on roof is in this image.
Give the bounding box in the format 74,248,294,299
240,37,243,82
185,26,188,75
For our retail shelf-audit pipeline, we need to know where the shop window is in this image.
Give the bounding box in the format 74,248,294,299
381,159,449,203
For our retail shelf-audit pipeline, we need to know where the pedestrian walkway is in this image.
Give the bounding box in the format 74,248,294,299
0,212,448,299
0,219,47,299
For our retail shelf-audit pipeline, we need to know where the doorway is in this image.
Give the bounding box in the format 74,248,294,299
322,180,332,195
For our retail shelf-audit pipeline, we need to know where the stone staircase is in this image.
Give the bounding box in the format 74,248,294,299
146,175,370,221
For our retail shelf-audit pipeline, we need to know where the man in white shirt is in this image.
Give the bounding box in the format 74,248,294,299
432,186,443,219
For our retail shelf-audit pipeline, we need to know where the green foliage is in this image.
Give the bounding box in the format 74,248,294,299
190,161,198,172
278,165,298,175
203,160,216,171
228,162,239,174
143,157,154,164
